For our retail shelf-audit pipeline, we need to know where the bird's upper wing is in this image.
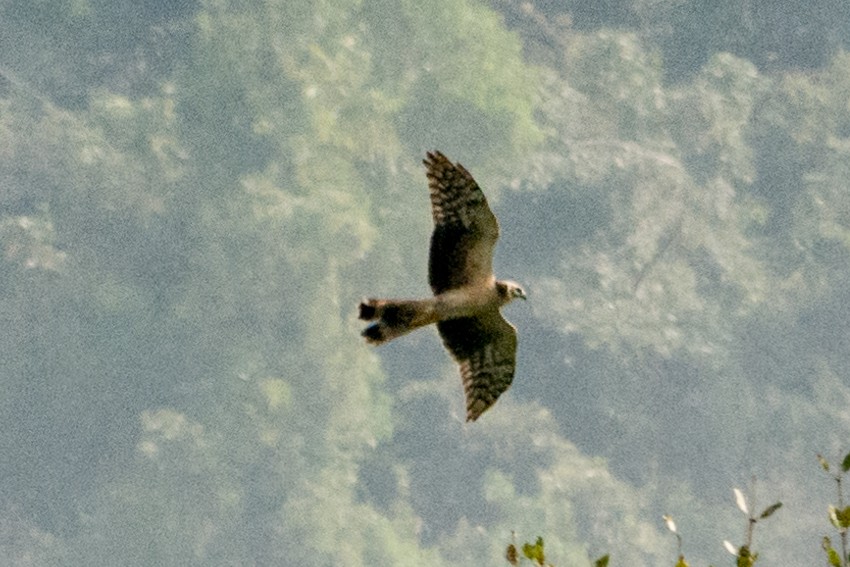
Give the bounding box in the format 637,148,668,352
436,308,517,421
424,151,499,295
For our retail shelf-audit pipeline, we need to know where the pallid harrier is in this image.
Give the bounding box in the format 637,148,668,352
359,151,526,421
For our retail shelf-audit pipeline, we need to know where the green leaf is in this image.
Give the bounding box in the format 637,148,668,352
829,505,841,530
736,546,755,567
819,454,831,472
830,505,850,530
838,506,850,529
759,502,782,519
842,452,850,473
522,537,546,565
823,536,842,567
594,554,610,567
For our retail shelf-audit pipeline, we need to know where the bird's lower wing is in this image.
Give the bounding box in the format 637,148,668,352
436,309,518,421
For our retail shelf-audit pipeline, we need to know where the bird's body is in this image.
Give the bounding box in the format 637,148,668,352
359,151,525,421
360,278,518,343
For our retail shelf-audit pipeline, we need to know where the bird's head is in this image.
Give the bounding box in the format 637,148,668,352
497,280,527,304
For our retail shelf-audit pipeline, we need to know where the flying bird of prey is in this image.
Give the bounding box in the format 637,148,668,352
359,151,526,421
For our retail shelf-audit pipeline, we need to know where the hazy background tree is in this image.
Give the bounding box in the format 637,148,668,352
2,0,850,565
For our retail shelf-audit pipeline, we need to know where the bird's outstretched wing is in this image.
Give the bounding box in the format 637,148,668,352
436,309,517,422
424,151,499,295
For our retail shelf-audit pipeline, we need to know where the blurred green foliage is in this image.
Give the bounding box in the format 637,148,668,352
2,0,850,565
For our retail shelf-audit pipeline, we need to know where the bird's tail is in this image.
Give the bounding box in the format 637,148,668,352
358,298,437,345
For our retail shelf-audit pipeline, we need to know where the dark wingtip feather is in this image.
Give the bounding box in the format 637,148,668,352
424,150,447,167
466,400,489,422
